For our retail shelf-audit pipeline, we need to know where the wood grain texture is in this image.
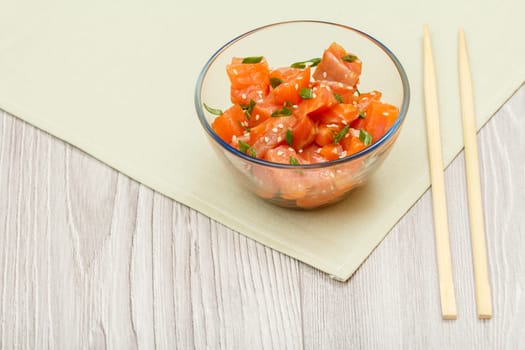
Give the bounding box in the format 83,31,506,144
0,112,303,349
0,85,524,349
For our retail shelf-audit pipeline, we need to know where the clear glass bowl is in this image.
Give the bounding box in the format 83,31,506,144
195,20,410,209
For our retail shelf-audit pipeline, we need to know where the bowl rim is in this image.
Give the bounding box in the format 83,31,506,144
195,19,410,169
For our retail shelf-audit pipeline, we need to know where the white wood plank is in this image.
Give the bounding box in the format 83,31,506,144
477,86,525,349
129,185,156,349
0,110,304,349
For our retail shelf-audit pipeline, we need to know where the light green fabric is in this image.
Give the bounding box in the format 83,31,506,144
1,1,523,280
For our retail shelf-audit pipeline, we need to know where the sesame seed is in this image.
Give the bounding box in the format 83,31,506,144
326,123,339,128
294,83,299,90
272,127,278,133
316,148,322,154
277,136,282,142
342,120,348,125
242,121,248,127
361,97,368,101
323,72,327,78
345,133,350,138
255,114,260,120
332,148,339,154
297,76,303,80
382,112,389,116
264,136,270,143
293,105,299,109
312,93,317,98
277,150,284,156
288,147,294,152
370,91,376,96
233,69,238,75
257,90,263,96
339,151,347,158
277,123,284,129
241,93,247,99
232,135,237,143
298,149,304,153
256,98,263,103
338,82,344,88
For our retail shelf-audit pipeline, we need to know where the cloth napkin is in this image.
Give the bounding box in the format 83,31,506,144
0,0,523,280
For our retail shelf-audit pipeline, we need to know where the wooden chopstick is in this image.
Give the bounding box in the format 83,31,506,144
423,24,458,320
458,28,493,319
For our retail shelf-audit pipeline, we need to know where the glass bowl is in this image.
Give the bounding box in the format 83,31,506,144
195,20,410,209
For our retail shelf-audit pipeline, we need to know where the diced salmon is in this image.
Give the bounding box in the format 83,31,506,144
313,43,362,86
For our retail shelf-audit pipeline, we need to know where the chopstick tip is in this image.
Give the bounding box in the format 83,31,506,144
442,313,458,321
458,27,466,39
423,24,431,41
478,313,492,320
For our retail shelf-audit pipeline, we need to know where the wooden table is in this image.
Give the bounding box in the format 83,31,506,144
1,85,524,349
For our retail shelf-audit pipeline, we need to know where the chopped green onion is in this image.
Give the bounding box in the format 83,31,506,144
333,93,343,103
333,125,350,144
203,103,223,115
272,101,293,117
289,156,300,165
285,129,293,146
241,99,256,112
242,56,263,64
299,87,314,99
238,140,256,157
341,54,358,62
359,129,372,146
238,140,250,153
271,107,293,117
290,58,321,69
358,111,366,119
270,77,283,88
241,99,256,120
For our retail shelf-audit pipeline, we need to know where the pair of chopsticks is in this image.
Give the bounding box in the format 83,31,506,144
423,25,493,320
